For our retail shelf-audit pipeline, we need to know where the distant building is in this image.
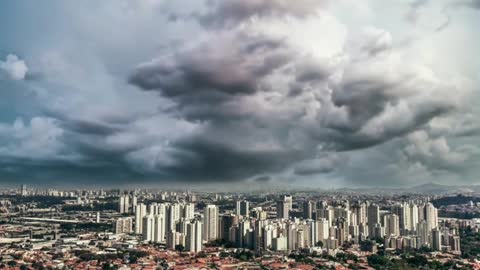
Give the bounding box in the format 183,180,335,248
20,184,27,197
303,200,315,219
277,195,292,219
186,220,203,252
203,204,219,242
431,228,442,251
114,217,133,234
135,203,147,234
236,200,250,217
142,215,155,242
119,195,130,214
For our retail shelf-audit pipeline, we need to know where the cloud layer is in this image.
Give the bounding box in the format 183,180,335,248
0,0,477,187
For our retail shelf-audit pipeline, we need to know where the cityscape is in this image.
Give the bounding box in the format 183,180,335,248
1,0,480,269
1,185,480,269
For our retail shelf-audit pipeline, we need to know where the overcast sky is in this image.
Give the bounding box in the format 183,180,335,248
0,0,479,188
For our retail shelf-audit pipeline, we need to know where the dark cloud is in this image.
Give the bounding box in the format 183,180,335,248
253,175,271,183
294,154,343,176
129,31,294,121
143,136,304,182
0,0,475,188
196,0,328,28
126,14,465,184
129,33,290,96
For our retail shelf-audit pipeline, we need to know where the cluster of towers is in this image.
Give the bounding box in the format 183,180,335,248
114,195,460,254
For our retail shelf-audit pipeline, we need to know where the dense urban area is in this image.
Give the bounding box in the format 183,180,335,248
1,185,480,270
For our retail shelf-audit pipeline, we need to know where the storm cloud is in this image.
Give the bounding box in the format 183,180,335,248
0,0,477,187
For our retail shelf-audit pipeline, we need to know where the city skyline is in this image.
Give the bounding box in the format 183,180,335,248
1,185,477,269
0,0,479,188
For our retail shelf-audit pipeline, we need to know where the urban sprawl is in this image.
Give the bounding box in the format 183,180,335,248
1,185,480,269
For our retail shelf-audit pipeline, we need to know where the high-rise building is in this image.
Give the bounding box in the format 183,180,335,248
252,207,267,220
409,203,418,232
368,204,380,236
424,203,438,231
316,218,330,244
114,217,133,234
277,195,292,219
318,206,335,226
352,202,368,225
220,214,238,242
384,214,400,236
186,220,203,253
149,203,159,215
272,235,287,251
119,195,130,214
236,200,250,217
203,204,219,242
167,231,182,250
417,220,430,247
154,215,165,243
263,224,275,250
303,200,315,220
238,219,251,248
431,228,442,251
20,184,27,197
167,204,181,232
392,203,410,235
132,195,138,213
142,215,155,242
183,203,195,220
135,203,147,234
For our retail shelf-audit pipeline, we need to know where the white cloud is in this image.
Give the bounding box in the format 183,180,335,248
0,117,65,159
0,54,28,80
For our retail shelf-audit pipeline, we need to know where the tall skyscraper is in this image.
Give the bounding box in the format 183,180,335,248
384,214,400,236
236,200,250,217
277,195,292,219
135,203,147,234
303,200,315,220
183,203,195,220
142,215,155,242
220,214,238,242
186,220,203,253
154,215,165,243
20,184,27,197
316,218,330,244
167,204,181,232
424,203,438,231
392,203,410,235
367,204,380,236
352,203,367,226
132,195,138,213
238,219,251,248
203,204,219,242
119,195,130,214
409,203,419,232
431,228,442,251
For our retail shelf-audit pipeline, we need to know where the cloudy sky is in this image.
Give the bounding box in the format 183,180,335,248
0,0,479,188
